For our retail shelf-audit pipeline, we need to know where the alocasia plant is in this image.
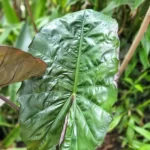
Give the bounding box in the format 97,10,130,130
17,9,119,150
0,9,119,150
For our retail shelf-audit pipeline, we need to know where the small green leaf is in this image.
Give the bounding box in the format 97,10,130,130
124,77,133,85
0,28,11,44
108,113,123,132
137,99,150,110
125,56,137,77
3,125,20,148
134,84,143,92
0,122,14,127
144,123,150,129
0,116,14,127
126,126,135,143
131,140,143,149
132,126,150,141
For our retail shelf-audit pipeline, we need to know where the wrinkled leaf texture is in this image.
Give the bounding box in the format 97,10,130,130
18,9,119,150
0,46,47,87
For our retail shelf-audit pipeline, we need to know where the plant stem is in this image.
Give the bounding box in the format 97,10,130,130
56,145,59,150
59,115,68,146
13,0,22,21
118,7,150,78
24,0,38,33
0,95,19,111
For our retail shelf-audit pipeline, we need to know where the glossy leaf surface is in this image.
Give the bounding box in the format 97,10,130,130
18,9,119,150
0,46,47,87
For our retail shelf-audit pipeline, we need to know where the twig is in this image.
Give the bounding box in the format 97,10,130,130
81,0,91,9
0,95,19,111
56,145,59,150
118,7,150,78
24,0,38,33
13,0,22,21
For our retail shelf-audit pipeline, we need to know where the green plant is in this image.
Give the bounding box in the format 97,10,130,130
0,9,119,149
0,0,150,150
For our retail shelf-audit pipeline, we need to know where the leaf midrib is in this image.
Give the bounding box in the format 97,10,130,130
73,12,85,94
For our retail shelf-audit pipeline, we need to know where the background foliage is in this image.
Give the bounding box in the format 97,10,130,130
0,0,150,149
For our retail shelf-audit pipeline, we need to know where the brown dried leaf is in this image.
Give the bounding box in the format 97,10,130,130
0,46,47,87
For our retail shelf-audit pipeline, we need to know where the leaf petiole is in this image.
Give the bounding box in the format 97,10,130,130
0,95,19,111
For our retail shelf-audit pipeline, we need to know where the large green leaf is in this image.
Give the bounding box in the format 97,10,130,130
18,9,119,150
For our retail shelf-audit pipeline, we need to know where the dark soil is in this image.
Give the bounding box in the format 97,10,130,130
97,132,122,150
